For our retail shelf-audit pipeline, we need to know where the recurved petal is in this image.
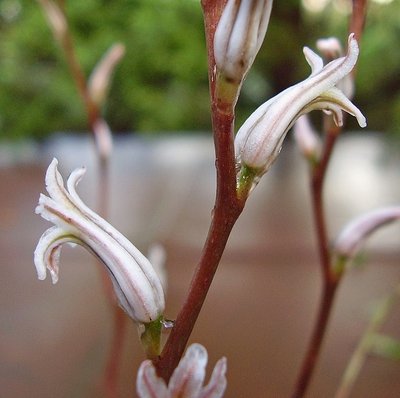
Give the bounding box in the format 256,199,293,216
315,87,366,127
198,357,227,398
34,225,80,284
303,46,324,75
136,360,170,398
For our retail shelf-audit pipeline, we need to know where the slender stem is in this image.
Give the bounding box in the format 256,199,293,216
350,0,368,42
291,124,342,398
291,5,368,391
292,281,338,398
57,3,99,128
43,7,123,396
103,307,127,398
154,0,245,381
311,126,340,281
155,102,243,380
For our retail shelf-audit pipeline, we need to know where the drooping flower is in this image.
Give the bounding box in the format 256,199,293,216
235,33,366,184
214,0,273,84
333,206,400,260
137,343,227,398
34,158,165,324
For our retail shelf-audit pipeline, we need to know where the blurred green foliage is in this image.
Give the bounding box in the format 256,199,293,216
0,0,399,140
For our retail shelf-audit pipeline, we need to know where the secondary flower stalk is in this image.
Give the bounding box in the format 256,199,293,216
34,158,165,325
235,33,366,195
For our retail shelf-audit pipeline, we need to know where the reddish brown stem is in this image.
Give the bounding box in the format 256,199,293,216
47,7,124,396
103,307,127,398
292,280,338,398
311,128,340,282
57,3,99,128
154,0,245,381
155,102,244,380
350,0,368,42
291,4,368,391
291,124,342,398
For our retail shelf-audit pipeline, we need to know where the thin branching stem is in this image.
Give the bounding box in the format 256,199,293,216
291,3,368,394
291,125,342,398
41,5,122,396
154,0,246,381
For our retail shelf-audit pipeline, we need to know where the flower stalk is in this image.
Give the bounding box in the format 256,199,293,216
291,4,368,393
154,0,252,381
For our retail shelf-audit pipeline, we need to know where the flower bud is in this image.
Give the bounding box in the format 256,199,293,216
333,206,400,260
37,0,67,43
88,43,125,108
34,158,165,324
214,0,273,84
293,115,322,163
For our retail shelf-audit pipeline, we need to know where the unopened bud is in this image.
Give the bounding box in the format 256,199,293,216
214,0,273,105
293,115,321,164
333,206,400,260
88,43,125,108
38,0,67,43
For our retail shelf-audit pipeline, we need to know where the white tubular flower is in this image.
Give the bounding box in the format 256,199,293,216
333,206,400,260
235,34,366,178
137,343,227,398
214,0,273,83
34,158,165,324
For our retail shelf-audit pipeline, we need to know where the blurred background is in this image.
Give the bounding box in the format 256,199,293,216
1,0,400,397
0,0,400,141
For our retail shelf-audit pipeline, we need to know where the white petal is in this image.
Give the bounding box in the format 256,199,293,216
136,360,170,398
198,357,227,398
34,226,80,284
303,46,324,75
169,343,208,398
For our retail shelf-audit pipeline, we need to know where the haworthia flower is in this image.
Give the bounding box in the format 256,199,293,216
235,34,366,178
137,343,227,398
34,158,165,324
